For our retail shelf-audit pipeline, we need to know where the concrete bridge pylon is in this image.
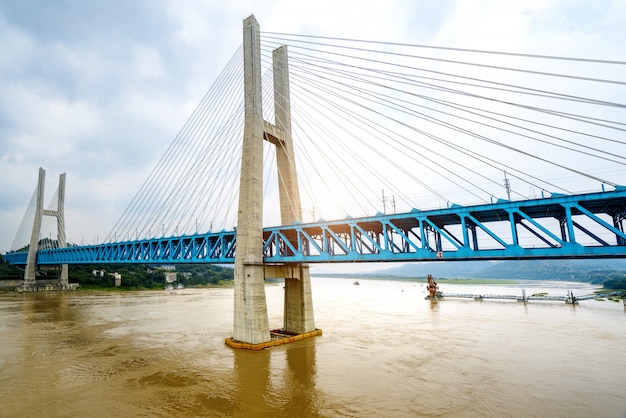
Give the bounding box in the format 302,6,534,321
22,167,75,291
270,45,316,335
230,15,318,348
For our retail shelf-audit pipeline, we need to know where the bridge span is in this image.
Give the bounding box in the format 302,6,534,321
4,186,626,266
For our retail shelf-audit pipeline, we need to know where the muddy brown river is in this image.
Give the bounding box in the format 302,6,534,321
0,278,624,417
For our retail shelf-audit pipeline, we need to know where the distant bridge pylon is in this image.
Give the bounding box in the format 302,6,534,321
17,167,77,291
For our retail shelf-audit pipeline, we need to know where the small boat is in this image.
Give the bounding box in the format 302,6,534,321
164,284,174,291
353,280,360,286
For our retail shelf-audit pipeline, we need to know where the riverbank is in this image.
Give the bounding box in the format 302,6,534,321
76,280,235,292
0,280,235,293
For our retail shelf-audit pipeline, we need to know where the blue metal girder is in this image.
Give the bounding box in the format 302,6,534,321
3,189,626,265
3,232,237,265
262,188,626,262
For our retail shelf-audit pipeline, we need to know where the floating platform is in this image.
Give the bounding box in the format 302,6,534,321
428,289,624,305
225,328,322,350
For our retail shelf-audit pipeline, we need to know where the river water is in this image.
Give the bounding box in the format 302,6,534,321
0,278,625,417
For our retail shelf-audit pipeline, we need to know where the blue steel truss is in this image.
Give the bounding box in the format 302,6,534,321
3,189,626,266
3,231,237,265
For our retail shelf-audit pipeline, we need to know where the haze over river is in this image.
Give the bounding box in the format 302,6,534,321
1,277,625,417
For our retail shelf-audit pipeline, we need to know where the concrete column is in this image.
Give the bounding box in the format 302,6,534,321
57,173,68,286
232,15,271,344
273,46,316,334
24,167,45,284
273,46,300,224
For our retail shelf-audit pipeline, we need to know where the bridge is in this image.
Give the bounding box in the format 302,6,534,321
4,187,626,265
3,16,626,347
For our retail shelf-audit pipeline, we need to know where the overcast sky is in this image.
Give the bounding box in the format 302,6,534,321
1,0,625,255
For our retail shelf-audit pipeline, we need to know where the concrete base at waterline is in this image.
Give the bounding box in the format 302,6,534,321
16,281,79,292
225,328,322,351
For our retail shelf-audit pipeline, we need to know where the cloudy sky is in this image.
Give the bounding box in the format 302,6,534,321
1,0,625,254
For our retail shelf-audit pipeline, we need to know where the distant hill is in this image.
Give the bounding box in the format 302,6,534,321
352,259,626,284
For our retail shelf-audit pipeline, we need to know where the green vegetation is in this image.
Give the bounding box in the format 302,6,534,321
0,257,233,290
69,264,234,289
0,260,22,280
431,278,518,285
320,274,518,285
602,273,626,290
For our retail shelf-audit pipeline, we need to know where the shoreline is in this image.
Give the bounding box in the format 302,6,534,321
313,275,520,285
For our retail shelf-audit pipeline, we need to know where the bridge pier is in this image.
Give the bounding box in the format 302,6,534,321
228,16,318,349
265,264,315,334
232,15,271,345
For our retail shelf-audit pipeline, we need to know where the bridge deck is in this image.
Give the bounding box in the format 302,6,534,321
3,188,626,265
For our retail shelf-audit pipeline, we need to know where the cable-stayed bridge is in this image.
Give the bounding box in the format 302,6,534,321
3,16,625,346
4,25,626,266
4,187,626,265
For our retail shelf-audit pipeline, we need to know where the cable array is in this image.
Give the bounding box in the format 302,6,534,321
102,33,626,243
105,46,248,242
11,181,63,251
261,32,626,219
10,183,38,251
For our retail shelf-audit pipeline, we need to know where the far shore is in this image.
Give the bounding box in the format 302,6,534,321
313,275,519,285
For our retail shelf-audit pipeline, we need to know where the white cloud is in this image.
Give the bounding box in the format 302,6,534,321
0,0,624,252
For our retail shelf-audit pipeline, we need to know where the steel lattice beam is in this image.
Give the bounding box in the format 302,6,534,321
4,189,626,265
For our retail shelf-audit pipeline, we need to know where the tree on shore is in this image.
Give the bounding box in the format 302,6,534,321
603,273,626,290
